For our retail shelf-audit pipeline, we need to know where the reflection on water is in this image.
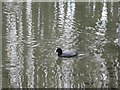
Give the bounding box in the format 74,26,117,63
56,1,76,50
25,2,35,88
2,1,120,88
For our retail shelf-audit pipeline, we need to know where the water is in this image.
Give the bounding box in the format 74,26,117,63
2,1,120,88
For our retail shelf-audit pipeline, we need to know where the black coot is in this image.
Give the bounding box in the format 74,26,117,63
56,48,77,58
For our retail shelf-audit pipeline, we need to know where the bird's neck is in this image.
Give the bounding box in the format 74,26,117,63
58,52,62,56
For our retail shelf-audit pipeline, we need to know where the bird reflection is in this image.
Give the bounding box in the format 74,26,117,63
56,57,62,65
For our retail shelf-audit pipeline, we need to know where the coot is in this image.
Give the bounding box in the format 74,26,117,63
56,48,77,58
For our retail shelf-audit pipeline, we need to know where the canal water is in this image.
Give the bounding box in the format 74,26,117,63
2,1,120,88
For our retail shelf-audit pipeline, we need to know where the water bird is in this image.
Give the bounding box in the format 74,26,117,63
56,48,77,58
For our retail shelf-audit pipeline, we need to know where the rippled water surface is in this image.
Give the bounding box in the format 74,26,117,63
2,1,120,88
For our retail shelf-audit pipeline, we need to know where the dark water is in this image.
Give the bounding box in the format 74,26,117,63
2,1,120,88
